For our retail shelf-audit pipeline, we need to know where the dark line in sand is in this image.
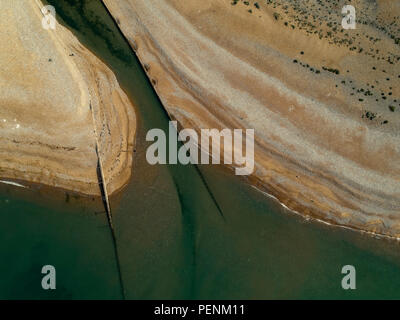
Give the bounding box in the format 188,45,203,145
193,164,225,221
99,1,225,222
95,146,126,299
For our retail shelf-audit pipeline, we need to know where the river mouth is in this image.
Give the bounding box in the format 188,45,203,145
1,0,400,299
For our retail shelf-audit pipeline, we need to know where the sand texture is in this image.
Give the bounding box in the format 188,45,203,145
103,0,400,237
0,0,136,196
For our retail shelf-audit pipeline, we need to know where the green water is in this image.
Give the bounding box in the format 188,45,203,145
1,0,400,299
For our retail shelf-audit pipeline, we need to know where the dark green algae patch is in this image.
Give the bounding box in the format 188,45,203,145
1,0,400,299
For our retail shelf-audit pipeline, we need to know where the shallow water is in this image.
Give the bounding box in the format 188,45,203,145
1,0,400,299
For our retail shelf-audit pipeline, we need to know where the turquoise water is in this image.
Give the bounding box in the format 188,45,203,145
0,190,122,299
1,0,400,299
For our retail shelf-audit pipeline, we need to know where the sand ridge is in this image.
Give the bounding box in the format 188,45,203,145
0,0,136,195
103,0,400,237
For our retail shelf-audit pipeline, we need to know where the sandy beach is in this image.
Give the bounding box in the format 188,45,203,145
0,0,136,196
103,0,400,237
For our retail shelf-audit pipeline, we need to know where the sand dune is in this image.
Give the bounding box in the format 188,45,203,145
0,0,136,195
103,0,400,237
